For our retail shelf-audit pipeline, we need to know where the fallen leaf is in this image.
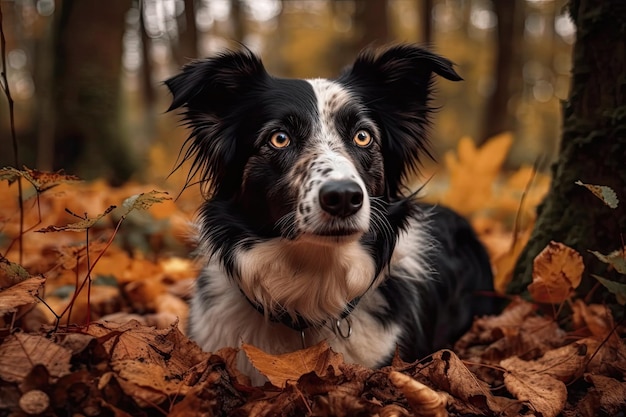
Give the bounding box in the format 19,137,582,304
575,181,619,209
0,254,31,287
84,320,209,400
500,340,591,385
0,333,71,383
502,368,566,417
528,241,584,303
0,277,45,315
243,341,344,388
424,350,506,414
584,374,626,415
441,133,513,215
571,300,616,339
389,371,448,417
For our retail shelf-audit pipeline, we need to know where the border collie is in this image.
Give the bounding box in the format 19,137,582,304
166,44,494,384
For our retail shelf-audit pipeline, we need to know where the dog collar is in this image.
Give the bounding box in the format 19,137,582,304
242,291,361,332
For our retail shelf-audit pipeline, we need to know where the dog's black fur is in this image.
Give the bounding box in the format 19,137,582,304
166,45,494,383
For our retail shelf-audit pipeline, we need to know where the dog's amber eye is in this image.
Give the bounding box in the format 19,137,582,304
269,132,291,149
353,130,372,147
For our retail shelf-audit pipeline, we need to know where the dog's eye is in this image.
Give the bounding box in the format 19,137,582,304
269,132,291,149
353,130,372,147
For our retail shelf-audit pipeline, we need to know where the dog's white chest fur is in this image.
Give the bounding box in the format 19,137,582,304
189,239,403,384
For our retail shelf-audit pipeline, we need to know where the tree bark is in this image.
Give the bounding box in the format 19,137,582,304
479,0,523,144
511,1,626,300
419,0,433,45
353,0,389,51
52,0,137,183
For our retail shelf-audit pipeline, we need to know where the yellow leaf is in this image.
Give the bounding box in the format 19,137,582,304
441,133,513,215
242,341,343,388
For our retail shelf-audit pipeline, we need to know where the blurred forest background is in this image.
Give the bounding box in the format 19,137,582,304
0,0,574,185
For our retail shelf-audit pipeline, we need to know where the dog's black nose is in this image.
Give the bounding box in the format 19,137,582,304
319,180,363,217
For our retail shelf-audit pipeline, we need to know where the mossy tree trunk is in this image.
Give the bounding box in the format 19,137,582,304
511,0,626,299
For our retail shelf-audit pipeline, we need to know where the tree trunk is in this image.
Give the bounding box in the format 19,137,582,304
419,0,433,45
52,0,136,183
353,0,389,51
510,1,626,301
178,0,198,61
479,0,523,144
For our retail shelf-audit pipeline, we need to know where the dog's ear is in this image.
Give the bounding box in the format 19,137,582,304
165,49,268,196
339,44,462,198
166,49,267,112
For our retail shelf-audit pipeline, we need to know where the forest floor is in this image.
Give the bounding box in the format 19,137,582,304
1,134,625,416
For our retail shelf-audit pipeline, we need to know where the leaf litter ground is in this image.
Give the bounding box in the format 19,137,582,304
1,136,625,416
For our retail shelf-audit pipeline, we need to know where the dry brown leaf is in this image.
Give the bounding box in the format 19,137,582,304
456,298,536,349
528,241,584,304
0,333,71,383
584,374,626,415
389,371,448,417
0,255,31,288
503,369,567,417
571,300,616,340
242,341,344,388
500,340,589,386
424,350,504,414
0,277,45,315
84,320,209,399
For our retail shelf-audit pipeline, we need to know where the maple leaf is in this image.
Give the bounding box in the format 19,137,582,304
242,341,344,388
441,133,513,215
528,241,584,304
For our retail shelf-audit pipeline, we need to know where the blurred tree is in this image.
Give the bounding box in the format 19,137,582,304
479,0,523,145
419,0,433,45
511,1,626,301
52,0,137,183
231,0,246,42
353,0,389,50
178,0,199,62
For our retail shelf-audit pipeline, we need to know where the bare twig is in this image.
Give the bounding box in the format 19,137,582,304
0,2,24,263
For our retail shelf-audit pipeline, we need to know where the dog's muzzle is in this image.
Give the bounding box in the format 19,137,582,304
319,180,364,217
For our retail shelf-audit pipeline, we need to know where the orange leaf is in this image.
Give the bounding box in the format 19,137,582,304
242,341,344,388
441,133,513,215
528,241,584,304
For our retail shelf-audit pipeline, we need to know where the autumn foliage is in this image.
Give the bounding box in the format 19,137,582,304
1,136,625,416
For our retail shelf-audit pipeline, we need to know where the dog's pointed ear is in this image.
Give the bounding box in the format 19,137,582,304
165,49,267,113
165,49,268,196
339,45,462,198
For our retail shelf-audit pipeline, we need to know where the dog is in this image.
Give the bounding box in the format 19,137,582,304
166,44,494,384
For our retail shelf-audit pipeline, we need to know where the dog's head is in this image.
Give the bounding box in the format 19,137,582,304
166,45,461,245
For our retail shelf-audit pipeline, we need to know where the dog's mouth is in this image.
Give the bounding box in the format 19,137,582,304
298,227,364,245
